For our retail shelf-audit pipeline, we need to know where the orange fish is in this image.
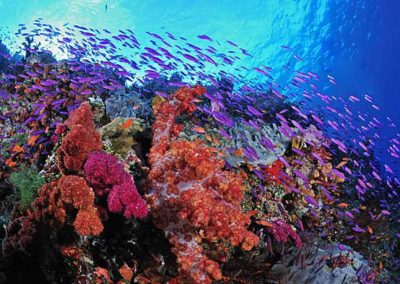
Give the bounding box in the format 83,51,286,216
367,226,373,234
213,137,220,146
256,220,273,227
205,134,212,142
13,145,24,153
6,158,16,167
193,126,205,134
28,135,39,146
336,160,348,168
337,202,349,208
233,148,244,157
119,119,134,129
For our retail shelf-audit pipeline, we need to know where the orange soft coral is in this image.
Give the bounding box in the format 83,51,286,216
33,176,103,236
147,86,259,284
32,181,66,229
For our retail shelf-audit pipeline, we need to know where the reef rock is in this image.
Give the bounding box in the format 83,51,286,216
105,89,152,119
225,123,290,167
267,242,374,284
99,117,145,156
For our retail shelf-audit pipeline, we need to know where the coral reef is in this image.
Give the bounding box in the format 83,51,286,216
105,88,150,119
32,175,103,236
1,22,398,283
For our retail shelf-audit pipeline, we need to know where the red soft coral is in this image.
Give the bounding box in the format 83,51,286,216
32,181,66,228
74,208,104,236
2,208,38,255
57,102,102,174
63,101,97,131
147,86,259,284
264,159,284,184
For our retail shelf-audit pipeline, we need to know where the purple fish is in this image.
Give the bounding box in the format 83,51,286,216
198,34,212,41
247,105,263,117
305,196,318,207
352,225,365,233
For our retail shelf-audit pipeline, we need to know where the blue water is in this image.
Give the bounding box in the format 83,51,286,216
1,0,399,167
1,0,398,115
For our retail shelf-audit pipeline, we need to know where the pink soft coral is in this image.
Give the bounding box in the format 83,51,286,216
84,152,148,219
83,151,128,194
108,182,148,218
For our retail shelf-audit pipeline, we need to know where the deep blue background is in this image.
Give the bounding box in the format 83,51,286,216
326,1,400,122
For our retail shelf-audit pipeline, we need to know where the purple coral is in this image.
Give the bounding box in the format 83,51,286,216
84,152,148,218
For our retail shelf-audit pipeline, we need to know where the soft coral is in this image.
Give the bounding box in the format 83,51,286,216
147,86,259,283
84,151,148,219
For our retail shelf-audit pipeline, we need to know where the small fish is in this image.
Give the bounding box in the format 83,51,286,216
293,54,303,61
352,224,365,233
384,164,394,174
5,158,16,167
344,211,354,219
193,126,205,134
198,34,212,41
28,135,39,146
13,145,24,153
305,196,318,207
119,119,134,129
247,105,263,117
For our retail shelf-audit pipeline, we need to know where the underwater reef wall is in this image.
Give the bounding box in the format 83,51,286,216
0,19,398,283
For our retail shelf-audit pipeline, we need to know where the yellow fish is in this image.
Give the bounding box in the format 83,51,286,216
152,95,166,113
